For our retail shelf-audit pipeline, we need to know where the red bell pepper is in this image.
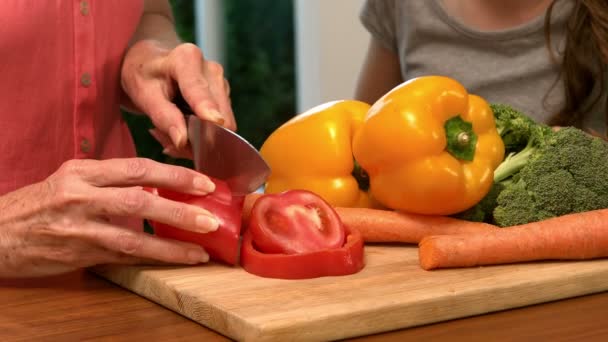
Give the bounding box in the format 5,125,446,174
240,190,365,279
247,190,346,254
241,225,365,279
148,178,243,265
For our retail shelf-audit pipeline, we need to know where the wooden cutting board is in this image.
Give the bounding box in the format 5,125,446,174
94,245,608,341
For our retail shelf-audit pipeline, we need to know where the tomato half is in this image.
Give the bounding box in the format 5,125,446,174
248,190,346,254
148,178,243,265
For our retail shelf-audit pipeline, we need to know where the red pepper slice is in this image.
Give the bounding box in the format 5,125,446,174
148,178,243,265
248,190,346,254
241,225,365,279
241,190,365,279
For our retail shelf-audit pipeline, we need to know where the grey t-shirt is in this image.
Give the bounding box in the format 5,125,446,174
360,0,606,135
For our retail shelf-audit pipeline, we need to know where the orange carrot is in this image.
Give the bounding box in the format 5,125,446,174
335,207,496,244
419,209,608,270
241,196,495,243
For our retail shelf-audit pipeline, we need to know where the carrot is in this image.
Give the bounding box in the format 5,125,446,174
335,207,496,244
241,195,495,243
418,209,608,270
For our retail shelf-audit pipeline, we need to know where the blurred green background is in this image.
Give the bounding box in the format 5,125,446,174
123,0,296,167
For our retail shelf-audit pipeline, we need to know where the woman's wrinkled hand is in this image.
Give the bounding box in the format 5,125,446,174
0,158,220,278
121,40,235,157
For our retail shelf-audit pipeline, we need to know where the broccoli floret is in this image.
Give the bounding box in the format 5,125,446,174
490,104,540,155
455,104,608,226
493,127,608,227
491,178,555,227
453,181,505,223
454,103,544,223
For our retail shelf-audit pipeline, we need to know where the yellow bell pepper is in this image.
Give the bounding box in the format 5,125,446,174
260,100,375,208
352,76,505,215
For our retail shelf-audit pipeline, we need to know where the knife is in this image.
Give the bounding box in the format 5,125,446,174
174,93,271,196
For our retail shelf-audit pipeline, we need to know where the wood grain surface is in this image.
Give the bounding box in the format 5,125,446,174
94,244,608,341
0,271,228,342
2,269,608,341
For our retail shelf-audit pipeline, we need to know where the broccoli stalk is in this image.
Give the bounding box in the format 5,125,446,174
493,124,554,182
494,146,533,183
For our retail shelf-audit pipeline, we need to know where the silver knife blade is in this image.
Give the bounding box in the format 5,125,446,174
187,115,270,195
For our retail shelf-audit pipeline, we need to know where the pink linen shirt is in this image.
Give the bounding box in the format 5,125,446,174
0,0,144,195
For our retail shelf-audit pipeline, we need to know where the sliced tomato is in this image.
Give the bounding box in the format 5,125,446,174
240,225,365,280
147,178,243,265
248,190,346,254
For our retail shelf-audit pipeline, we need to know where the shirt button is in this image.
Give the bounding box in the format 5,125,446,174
80,139,91,153
80,73,92,87
80,1,90,15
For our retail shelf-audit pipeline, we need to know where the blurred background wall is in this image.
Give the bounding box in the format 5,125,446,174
294,0,368,112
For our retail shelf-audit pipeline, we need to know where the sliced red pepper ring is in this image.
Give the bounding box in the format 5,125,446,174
248,190,346,255
240,225,365,280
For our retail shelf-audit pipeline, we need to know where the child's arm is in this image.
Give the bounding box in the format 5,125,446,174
354,38,403,104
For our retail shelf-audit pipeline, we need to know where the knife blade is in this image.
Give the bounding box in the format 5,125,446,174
174,94,270,195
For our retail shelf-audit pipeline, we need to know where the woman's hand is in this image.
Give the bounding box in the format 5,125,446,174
121,40,235,157
0,158,220,278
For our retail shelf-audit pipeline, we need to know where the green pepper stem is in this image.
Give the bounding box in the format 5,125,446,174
444,116,477,161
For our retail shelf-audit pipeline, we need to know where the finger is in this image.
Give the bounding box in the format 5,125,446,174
149,129,193,159
149,128,174,148
29,222,209,269
166,44,228,126
98,251,193,267
91,186,220,234
83,222,210,265
108,256,177,266
201,61,237,131
139,85,189,148
22,236,153,272
63,158,215,195
162,146,193,160
224,78,231,97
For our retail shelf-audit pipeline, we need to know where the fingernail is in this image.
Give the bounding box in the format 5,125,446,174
149,129,160,142
193,176,215,194
169,126,183,147
188,248,209,263
203,108,225,126
196,214,219,232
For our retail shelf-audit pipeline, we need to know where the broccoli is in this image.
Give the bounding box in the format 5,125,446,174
454,104,608,227
454,104,540,223
493,122,555,183
490,104,540,155
493,126,608,227
452,181,503,223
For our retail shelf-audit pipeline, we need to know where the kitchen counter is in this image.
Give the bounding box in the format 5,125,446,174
1,270,607,341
